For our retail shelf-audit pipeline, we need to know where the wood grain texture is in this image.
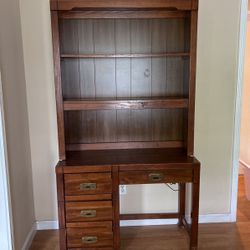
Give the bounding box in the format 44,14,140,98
30,221,250,250
64,98,189,111
66,221,112,229
66,141,184,151
52,0,196,11
65,201,113,222
59,10,189,19
187,11,198,156
65,193,112,202
29,177,250,249
189,163,200,249
61,52,190,58
120,213,179,220
59,148,197,167
120,169,193,184
112,165,120,250
64,173,112,195
67,227,113,248
51,11,66,160
60,18,189,147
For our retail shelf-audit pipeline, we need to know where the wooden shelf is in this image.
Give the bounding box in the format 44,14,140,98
66,141,184,151
51,0,197,11
59,148,200,169
61,52,190,59
58,10,189,19
63,98,188,111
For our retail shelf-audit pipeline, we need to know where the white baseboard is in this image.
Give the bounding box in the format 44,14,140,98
35,213,234,230
21,224,36,250
36,220,58,230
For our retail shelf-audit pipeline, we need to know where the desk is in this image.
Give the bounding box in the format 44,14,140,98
56,148,200,250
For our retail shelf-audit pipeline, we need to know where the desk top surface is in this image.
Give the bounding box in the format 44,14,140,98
59,148,199,167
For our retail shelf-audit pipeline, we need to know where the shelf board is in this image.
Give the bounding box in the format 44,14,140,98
66,141,184,151
59,148,199,171
60,52,190,59
58,10,189,19
63,98,189,111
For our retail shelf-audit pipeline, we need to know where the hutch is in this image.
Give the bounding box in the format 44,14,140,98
50,0,200,249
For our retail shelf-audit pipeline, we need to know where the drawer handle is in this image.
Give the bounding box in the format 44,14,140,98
149,173,163,182
80,183,96,191
80,210,96,218
82,236,98,244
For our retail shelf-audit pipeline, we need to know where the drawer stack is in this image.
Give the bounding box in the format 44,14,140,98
57,166,114,249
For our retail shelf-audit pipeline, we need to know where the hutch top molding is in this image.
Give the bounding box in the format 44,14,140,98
50,0,198,11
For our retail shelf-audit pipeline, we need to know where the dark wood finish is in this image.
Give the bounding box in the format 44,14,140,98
59,229,66,250
50,0,58,10
178,183,186,226
61,52,190,58
189,163,200,249
67,227,113,248
63,165,111,173
119,169,193,184
64,173,112,195
187,10,198,156
66,221,112,228
65,193,112,202
51,2,200,249
65,201,113,222
56,167,67,249
68,248,113,250
112,166,120,250
64,98,189,111
120,213,179,220
61,149,196,167
66,141,184,151
52,0,196,11
59,10,189,19
51,12,66,160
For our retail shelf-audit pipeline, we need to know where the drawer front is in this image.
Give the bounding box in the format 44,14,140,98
65,173,112,196
67,227,113,248
120,169,192,184
66,201,113,222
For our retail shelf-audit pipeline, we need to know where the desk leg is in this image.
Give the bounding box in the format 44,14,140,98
190,165,200,250
178,183,186,227
113,166,120,250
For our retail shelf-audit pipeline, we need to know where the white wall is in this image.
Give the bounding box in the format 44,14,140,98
19,0,59,222
0,0,35,248
19,0,242,222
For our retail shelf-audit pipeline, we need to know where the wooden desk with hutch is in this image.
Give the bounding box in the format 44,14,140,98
50,0,201,249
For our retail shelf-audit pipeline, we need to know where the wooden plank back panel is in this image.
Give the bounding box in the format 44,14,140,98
59,18,190,148
64,109,184,144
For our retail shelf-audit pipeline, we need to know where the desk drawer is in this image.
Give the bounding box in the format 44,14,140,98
65,173,112,196
67,227,113,248
66,201,113,222
120,169,192,184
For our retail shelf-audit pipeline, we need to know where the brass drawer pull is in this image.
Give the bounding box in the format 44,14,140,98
80,183,96,191
80,210,96,218
82,236,98,244
149,173,163,182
